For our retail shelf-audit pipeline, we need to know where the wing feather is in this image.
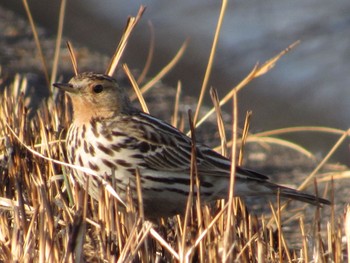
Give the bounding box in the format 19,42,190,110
110,112,268,182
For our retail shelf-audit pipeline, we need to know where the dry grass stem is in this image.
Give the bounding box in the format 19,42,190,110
131,40,188,100
172,81,182,127
193,0,228,124
66,41,79,76
51,0,67,85
22,0,50,86
222,90,238,260
123,64,150,113
192,42,300,133
106,6,146,76
210,87,228,157
238,111,252,166
298,129,350,190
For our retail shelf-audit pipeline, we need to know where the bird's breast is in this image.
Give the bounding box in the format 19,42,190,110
66,121,145,188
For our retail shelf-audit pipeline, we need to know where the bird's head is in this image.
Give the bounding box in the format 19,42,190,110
54,72,133,123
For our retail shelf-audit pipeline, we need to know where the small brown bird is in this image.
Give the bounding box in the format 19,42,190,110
54,72,330,218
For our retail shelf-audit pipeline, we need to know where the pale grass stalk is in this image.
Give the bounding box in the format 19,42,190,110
193,0,228,124
131,41,188,100
213,135,316,164
135,168,149,261
23,209,38,260
243,136,314,158
106,6,145,76
117,219,141,262
195,171,204,262
51,0,67,85
123,64,150,113
0,197,34,213
253,126,347,137
257,238,265,263
172,81,182,127
235,233,259,261
210,87,227,157
327,222,333,259
222,90,238,261
180,110,197,262
269,202,292,262
191,42,300,134
238,111,252,166
22,0,50,86
149,227,180,260
317,171,350,182
128,222,153,261
66,41,79,76
185,203,229,259
298,129,350,191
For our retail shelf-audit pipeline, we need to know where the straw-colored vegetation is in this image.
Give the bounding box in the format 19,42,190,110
0,1,349,262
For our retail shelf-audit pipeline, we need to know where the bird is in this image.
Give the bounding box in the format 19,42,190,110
53,72,330,218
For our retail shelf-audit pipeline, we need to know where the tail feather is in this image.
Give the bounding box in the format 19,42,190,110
266,182,331,205
234,167,331,206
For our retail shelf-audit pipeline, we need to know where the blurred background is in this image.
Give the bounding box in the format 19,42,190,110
2,0,350,163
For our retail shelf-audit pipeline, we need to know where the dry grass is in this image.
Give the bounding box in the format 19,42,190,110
0,1,349,262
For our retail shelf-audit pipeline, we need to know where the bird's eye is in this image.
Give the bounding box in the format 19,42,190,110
92,84,104,93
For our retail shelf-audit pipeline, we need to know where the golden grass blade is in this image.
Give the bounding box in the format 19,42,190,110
193,0,228,124
0,197,34,213
223,90,238,260
180,109,197,261
235,233,259,261
298,129,350,190
238,111,252,166
66,41,79,76
185,202,229,260
149,227,180,260
127,222,153,261
51,0,67,85
318,171,350,182
137,21,155,84
244,136,314,158
213,135,313,158
210,87,227,157
135,168,145,220
131,40,188,100
252,126,347,137
257,41,300,77
269,200,292,262
123,64,149,113
22,0,50,86
105,6,146,76
190,42,300,134
300,217,309,263
172,81,182,127
117,219,141,262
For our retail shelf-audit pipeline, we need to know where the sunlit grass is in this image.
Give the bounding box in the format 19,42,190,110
0,1,348,262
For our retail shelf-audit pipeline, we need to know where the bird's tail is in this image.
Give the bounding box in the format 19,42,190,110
263,181,330,206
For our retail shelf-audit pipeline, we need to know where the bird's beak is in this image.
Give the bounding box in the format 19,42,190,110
53,83,78,93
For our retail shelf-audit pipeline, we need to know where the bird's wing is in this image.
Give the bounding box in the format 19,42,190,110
111,112,268,181
108,113,332,205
